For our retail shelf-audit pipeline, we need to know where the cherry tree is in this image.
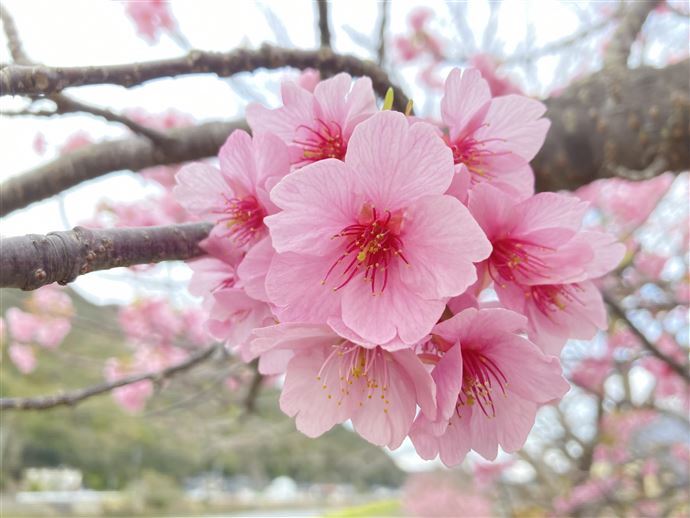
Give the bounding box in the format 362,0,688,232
0,1,688,514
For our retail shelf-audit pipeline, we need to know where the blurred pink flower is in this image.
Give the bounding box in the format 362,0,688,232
104,358,154,413
403,472,493,517
124,0,178,44
265,111,490,345
470,54,523,96
60,131,92,154
9,343,37,374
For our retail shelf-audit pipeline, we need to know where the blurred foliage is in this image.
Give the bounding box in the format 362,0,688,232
0,288,404,491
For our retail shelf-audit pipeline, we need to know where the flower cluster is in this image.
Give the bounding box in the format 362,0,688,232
3,286,74,374
175,68,624,465
105,298,211,413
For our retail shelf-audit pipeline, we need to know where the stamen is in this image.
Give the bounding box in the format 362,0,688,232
324,204,408,293
528,283,584,321
294,119,346,165
444,127,510,183
489,238,556,285
212,194,265,246
457,349,508,418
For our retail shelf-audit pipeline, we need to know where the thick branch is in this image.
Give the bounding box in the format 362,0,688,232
0,44,410,110
0,120,247,215
604,294,690,383
0,344,219,410
533,60,689,192
316,0,332,49
0,222,212,290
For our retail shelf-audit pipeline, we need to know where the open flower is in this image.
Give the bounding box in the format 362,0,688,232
174,130,290,249
250,322,436,449
441,68,549,201
265,111,491,345
246,73,377,168
410,308,569,466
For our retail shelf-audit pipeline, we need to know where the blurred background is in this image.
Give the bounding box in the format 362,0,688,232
0,0,688,516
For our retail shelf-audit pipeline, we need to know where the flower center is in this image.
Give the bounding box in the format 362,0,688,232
458,349,507,418
216,194,265,246
528,283,584,319
294,119,347,164
316,344,392,411
444,131,508,183
324,203,408,294
489,238,554,285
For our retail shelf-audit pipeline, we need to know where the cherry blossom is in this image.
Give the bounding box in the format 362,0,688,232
409,307,569,465
265,110,491,345
250,322,436,449
246,73,377,168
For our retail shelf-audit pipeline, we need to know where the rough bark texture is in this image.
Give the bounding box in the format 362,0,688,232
0,44,410,109
533,60,690,192
0,120,246,215
0,222,212,290
2,60,687,216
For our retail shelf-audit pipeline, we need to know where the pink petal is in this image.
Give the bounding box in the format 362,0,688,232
265,251,342,324
341,275,445,345
345,111,454,210
237,236,275,302
173,163,229,219
391,348,437,421
266,159,359,255
400,194,491,299
441,68,491,140
476,94,550,162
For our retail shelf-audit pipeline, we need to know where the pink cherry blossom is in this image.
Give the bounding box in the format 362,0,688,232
296,68,320,92
188,234,273,360
441,68,549,200
265,111,491,345
409,307,569,466
570,354,613,394
104,358,154,413
394,8,444,63
6,307,39,343
124,0,178,44
246,73,376,168
642,335,689,399
402,472,493,517
470,54,523,96
60,131,92,154
175,130,290,248
250,322,436,449
9,343,37,374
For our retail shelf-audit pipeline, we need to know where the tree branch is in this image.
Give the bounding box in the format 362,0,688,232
603,0,660,70
0,344,219,410
49,94,172,144
376,0,390,65
0,4,30,64
0,120,247,215
316,0,332,49
0,44,410,110
604,294,690,384
533,60,689,192
0,222,212,290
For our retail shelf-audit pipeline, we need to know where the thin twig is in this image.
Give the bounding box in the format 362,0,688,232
604,293,690,383
49,94,171,144
0,344,219,410
316,0,331,49
603,0,660,70
0,4,30,64
376,0,389,65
